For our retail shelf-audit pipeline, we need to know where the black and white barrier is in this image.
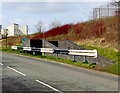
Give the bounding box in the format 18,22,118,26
40,48,54,56
68,50,97,62
11,46,97,62
11,46,18,50
40,48,54,53
54,49,69,55
68,50,97,58
11,46,23,50
23,47,32,51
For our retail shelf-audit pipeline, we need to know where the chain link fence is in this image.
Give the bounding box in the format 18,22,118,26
93,2,120,19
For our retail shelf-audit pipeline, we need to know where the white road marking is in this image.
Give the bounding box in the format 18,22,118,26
0,63,3,66
7,66,26,76
36,80,62,93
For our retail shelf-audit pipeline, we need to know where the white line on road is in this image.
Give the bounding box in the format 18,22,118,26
36,80,62,93
0,63,3,66
7,66,26,76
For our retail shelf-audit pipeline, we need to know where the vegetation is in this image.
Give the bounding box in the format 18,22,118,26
1,16,119,51
1,15,119,75
1,45,119,75
81,44,119,63
80,45,120,75
1,48,96,69
31,16,119,51
32,24,73,39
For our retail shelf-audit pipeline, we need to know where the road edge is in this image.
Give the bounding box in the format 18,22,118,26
1,51,119,78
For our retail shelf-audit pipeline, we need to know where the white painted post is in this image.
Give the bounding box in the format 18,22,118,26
43,52,46,56
73,55,76,62
33,51,36,55
83,56,87,62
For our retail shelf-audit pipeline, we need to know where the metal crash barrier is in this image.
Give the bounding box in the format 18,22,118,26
23,47,32,51
11,46,97,62
68,50,97,62
11,46,18,50
69,50,97,58
40,48,54,53
54,49,69,55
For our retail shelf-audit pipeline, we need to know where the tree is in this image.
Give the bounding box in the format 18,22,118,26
49,20,61,29
35,21,44,33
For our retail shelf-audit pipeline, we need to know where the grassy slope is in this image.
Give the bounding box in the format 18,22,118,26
80,45,119,75
1,47,119,75
2,16,119,50
1,16,119,75
43,16,119,75
45,16,119,50
1,48,96,69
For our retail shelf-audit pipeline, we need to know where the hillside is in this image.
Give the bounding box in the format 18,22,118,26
1,15,119,51
31,16,119,50
1,15,119,75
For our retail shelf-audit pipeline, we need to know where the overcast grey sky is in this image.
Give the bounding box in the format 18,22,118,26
0,0,113,34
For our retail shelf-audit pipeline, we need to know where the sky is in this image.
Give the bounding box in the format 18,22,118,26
0,0,113,34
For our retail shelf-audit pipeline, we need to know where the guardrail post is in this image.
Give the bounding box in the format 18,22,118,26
56,53,59,58
33,51,36,55
43,52,46,57
83,56,87,62
24,51,27,53
73,55,76,62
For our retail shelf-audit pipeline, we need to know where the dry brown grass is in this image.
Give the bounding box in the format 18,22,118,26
45,16,119,50
1,16,119,51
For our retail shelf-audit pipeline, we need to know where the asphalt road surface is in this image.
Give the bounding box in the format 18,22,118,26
0,52,119,93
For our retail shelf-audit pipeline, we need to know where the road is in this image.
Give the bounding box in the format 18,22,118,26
0,52,119,93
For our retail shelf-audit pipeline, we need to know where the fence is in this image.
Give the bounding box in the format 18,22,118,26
93,2,120,19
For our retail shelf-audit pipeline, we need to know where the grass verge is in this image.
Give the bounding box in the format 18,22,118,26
1,48,96,69
80,44,120,75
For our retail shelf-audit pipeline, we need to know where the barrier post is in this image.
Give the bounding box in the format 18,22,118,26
43,52,46,57
56,53,59,58
73,55,76,62
25,51,27,53
33,51,36,55
83,56,87,62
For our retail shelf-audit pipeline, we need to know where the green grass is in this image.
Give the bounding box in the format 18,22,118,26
1,45,119,75
81,45,119,63
1,48,96,69
80,44,120,75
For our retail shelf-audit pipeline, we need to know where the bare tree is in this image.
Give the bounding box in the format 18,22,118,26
49,20,61,29
35,21,44,33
